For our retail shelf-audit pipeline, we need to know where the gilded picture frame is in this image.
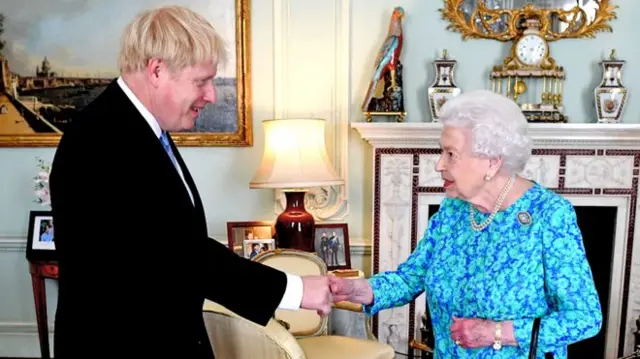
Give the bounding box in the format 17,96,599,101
0,0,252,147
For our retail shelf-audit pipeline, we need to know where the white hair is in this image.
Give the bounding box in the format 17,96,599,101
438,89,533,174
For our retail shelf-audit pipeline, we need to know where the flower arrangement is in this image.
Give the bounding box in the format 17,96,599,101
33,157,52,206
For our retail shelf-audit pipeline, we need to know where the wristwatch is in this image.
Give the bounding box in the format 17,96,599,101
493,322,502,350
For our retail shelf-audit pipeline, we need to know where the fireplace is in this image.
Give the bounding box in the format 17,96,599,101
352,122,640,359
573,206,617,357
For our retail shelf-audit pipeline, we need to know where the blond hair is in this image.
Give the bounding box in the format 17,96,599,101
118,5,228,74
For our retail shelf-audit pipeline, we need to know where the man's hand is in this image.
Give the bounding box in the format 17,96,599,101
300,276,333,316
328,276,374,305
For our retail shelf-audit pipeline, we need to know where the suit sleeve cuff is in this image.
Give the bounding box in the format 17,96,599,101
277,273,303,310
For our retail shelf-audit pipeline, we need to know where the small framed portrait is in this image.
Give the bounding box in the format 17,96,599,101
226,221,275,256
243,238,276,260
26,210,56,262
314,223,351,270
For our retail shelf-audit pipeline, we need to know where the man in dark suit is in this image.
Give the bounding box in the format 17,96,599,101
49,6,333,358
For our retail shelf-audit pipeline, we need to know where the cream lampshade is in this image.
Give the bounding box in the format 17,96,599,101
250,118,344,251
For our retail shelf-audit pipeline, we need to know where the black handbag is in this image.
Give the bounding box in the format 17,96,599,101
530,317,554,359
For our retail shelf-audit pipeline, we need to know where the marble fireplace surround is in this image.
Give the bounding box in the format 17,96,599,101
352,122,640,359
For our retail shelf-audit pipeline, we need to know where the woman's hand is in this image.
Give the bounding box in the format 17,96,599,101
328,276,374,305
450,317,516,349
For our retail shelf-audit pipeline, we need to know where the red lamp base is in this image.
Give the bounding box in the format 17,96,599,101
275,191,315,252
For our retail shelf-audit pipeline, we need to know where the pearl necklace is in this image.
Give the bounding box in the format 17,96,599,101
469,175,516,231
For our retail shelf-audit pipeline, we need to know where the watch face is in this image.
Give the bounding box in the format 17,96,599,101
516,34,546,65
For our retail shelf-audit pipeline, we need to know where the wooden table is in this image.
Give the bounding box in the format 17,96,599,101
29,261,58,359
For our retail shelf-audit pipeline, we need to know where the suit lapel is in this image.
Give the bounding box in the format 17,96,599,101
109,80,187,186
108,80,208,234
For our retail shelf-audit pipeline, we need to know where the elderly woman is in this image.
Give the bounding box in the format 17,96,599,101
331,90,602,358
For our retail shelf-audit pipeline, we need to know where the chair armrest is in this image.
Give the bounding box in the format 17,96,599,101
203,300,308,359
333,301,363,312
409,339,434,354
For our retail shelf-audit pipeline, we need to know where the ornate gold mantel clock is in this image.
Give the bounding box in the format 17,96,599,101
439,0,618,123
491,17,566,122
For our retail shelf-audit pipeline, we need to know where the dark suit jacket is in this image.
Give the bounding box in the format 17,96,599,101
49,80,288,358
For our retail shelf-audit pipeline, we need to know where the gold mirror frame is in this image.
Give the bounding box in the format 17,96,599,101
440,0,617,42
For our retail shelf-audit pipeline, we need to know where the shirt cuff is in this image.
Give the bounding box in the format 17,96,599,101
277,273,303,310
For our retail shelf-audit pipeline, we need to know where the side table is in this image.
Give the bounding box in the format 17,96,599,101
29,261,58,359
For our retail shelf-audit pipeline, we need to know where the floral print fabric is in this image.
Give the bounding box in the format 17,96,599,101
364,183,602,358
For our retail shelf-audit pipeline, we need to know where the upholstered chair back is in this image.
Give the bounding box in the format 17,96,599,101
252,249,328,338
203,301,307,359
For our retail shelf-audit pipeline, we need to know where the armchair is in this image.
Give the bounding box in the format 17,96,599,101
202,248,395,359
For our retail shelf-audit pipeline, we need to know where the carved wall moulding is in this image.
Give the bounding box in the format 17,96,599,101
272,0,350,222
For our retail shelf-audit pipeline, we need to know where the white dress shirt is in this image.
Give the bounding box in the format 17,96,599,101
116,77,303,310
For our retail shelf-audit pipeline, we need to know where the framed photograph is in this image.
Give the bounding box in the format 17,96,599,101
0,0,252,147
314,223,351,270
25,210,56,262
226,221,275,256
243,238,276,259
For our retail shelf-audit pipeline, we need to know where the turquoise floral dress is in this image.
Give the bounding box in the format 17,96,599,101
364,182,602,358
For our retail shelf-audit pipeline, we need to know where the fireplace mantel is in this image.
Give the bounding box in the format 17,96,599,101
352,121,640,359
352,122,640,149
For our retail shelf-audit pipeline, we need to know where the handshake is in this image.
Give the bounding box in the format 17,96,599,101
299,275,373,316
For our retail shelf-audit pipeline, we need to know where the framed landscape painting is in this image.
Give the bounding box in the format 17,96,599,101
0,0,252,147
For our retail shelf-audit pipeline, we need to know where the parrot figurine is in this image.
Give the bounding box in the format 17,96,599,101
361,7,405,113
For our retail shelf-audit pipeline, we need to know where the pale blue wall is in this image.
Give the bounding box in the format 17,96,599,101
1,0,636,356
348,0,638,256
350,0,639,125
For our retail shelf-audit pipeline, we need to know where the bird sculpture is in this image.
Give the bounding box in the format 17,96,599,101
361,7,405,118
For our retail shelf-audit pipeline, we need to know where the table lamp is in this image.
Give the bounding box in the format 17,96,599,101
250,118,344,251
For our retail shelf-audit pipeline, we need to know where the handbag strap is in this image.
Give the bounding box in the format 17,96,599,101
529,317,554,359
529,317,541,359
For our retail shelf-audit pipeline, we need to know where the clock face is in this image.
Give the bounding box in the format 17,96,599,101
515,34,547,65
